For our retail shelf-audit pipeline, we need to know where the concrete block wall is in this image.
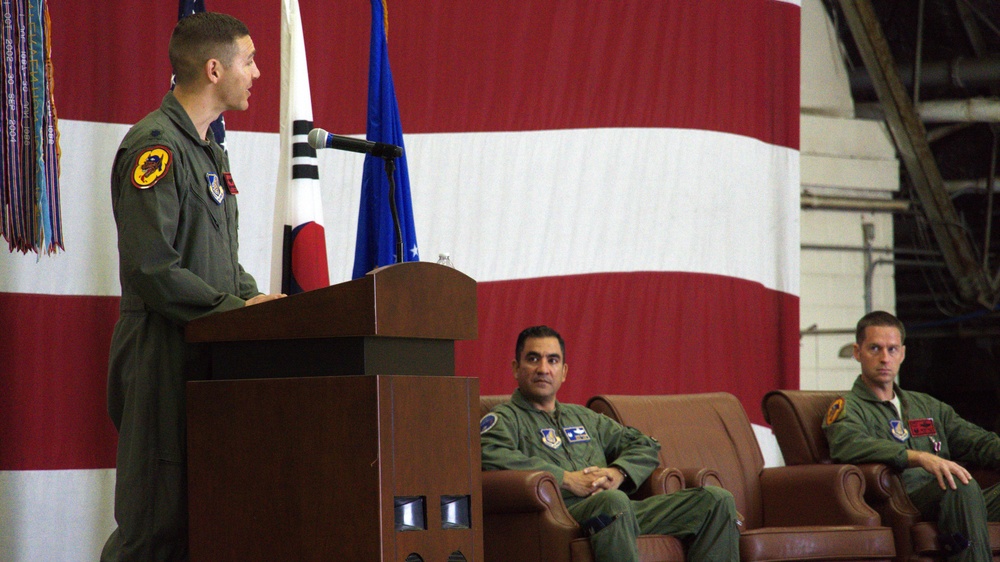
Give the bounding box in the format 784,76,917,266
798,0,900,392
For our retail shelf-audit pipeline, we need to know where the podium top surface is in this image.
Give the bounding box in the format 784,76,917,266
185,262,477,343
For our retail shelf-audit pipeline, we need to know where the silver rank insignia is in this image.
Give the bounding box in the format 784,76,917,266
540,428,563,449
563,426,591,443
889,420,910,442
207,172,225,204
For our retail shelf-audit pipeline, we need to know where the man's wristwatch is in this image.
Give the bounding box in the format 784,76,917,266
612,466,629,482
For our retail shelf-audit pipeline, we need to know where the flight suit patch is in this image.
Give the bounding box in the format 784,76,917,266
131,146,172,189
223,172,238,194
563,426,591,443
206,173,225,204
908,418,937,437
825,397,845,425
480,413,498,434
890,420,910,442
540,428,562,449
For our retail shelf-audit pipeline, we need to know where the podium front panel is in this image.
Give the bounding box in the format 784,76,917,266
187,375,482,562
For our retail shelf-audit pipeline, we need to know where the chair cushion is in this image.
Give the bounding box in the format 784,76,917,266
740,525,895,561
761,389,844,466
480,395,509,417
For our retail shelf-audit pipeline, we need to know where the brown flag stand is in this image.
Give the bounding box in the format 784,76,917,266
184,262,482,561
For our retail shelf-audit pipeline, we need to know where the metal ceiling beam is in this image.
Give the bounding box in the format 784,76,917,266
837,0,997,308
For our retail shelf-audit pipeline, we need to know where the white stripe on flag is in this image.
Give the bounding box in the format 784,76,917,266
0,469,116,562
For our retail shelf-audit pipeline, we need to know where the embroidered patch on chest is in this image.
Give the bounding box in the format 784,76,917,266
563,426,591,443
889,420,910,442
206,173,225,204
908,418,937,437
540,428,563,449
131,146,172,189
223,172,238,194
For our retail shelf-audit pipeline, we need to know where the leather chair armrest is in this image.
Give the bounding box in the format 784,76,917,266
482,470,578,528
856,463,894,501
759,464,881,527
856,463,921,527
677,467,723,488
634,466,685,498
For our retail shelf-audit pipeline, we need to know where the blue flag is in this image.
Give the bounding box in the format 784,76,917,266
177,0,226,150
351,0,418,278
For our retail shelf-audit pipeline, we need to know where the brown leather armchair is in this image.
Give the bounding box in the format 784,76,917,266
588,392,896,561
762,389,1000,562
479,395,686,562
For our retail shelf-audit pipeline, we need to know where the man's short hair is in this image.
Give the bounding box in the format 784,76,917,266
169,12,250,86
856,310,906,344
514,325,566,362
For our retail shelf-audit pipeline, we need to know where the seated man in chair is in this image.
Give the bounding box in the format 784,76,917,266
480,325,740,562
823,310,1000,561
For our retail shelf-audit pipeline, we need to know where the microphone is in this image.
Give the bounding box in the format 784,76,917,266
307,128,403,159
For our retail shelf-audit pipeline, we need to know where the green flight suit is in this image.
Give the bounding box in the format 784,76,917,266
101,92,261,562
481,390,739,561
824,375,1000,561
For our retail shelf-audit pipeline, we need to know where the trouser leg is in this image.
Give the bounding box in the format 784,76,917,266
910,478,991,562
103,318,191,562
633,486,740,561
566,490,641,562
984,482,1000,522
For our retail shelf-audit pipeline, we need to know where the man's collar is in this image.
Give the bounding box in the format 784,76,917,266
852,374,903,403
510,389,559,413
161,91,214,146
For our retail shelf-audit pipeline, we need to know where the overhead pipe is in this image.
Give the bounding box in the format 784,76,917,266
800,192,910,212
849,55,1000,96
856,98,1000,123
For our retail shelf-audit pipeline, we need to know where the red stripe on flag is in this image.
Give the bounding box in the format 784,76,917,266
456,272,799,425
0,293,119,470
49,0,798,148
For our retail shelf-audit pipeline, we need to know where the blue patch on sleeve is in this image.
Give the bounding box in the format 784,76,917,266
480,413,498,434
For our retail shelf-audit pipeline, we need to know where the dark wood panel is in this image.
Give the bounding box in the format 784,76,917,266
187,376,383,561
208,337,455,379
188,375,482,562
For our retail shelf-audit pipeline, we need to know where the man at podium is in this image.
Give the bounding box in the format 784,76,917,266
102,12,284,562
481,326,740,561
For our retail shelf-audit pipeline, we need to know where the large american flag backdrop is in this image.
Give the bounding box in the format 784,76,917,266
0,1,800,558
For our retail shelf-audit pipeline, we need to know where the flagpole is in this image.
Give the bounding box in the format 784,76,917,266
381,156,403,264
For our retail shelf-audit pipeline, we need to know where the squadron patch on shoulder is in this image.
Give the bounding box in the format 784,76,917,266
206,172,225,204
825,397,845,425
480,413,498,434
131,146,172,189
563,426,591,443
540,428,563,450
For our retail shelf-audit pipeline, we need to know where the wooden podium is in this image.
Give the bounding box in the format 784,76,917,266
185,262,483,562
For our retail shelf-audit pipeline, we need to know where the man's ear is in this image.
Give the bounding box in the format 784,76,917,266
205,58,222,84
852,343,861,362
511,359,518,376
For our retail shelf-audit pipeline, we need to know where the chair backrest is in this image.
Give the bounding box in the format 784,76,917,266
587,393,766,529
480,395,510,418
761,390,844,466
